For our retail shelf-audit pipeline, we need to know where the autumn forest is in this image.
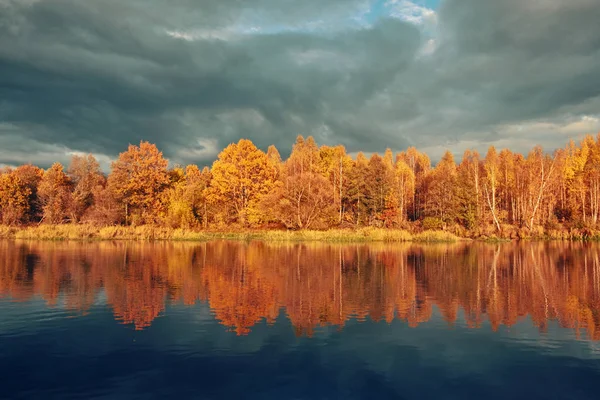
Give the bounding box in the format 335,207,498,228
2,134,600,239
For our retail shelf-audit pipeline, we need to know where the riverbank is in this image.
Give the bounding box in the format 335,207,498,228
0,225,461,243
2,224,599,242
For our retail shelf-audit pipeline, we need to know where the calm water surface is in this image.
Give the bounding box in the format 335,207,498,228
1,240,600,399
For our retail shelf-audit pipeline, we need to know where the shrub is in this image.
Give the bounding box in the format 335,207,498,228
422,217,444,231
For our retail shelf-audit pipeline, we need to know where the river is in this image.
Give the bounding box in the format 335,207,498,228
1,240,600,399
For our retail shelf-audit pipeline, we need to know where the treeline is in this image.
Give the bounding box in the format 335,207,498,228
1,134,600,237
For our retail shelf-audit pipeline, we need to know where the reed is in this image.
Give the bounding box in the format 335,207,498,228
0,225,418,242
0,225,18,238
244,228,414,242
0,224,211,241
413,230,460,242
0,225,463,243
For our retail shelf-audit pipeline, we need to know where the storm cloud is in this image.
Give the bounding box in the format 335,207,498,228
1,0,599,168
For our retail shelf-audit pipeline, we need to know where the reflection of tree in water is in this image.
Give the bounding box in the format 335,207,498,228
103,249,168,330
1,241,600,339
200,242,279,335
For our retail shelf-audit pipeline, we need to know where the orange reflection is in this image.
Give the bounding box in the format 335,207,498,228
1,240,600,339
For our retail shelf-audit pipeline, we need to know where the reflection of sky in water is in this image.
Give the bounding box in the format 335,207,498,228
2,299,600,399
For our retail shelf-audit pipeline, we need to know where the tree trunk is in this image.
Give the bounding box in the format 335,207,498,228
484,185,501,233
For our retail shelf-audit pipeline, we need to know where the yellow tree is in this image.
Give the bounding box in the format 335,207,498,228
318,145,352,224
165,165,212,228
0,171,32,225
186,165,212,227
84,183,121,225
388,159,415,225
483,146,502,233
563,139,587,222
68,154,105,222
13,164,44,222
266,145,283,181
263,136,335,229
108,141,170,224
498,149,515,224
365,153,394,225
165,166,194,228
583,134,600,225
207,139,275,226
512,153,529,227
38,163,72,224
344,152,370,225
397,147,430,220
424,151,458,225
551,148,569,223
525,146,557,229
456,150,481,231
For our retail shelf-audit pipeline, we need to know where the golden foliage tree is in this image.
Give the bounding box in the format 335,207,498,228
483,146,502,233
207,139,276,226
0,172,32,225
391,159,416,225
344,152,370,225
319,145,352,224
456,150,481,231
108,141,170,224
397,147,431,221
263,136,335,229
525,146,558,229
13,164,44,222
425,151,458,225
583,134,600,225
365,153,394,226
165,165,212,228
561,141,584,222
68,154,105,222
38,163,72,224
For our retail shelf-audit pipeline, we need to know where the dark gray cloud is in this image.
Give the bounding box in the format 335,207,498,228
433,0,600,122
0,0,599,168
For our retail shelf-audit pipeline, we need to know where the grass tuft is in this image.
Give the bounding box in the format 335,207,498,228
413,230,459,243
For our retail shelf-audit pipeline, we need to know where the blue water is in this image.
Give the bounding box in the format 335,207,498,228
1,240,600,399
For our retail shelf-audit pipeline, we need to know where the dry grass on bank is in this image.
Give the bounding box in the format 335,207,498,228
0,225,211,241
0,225,462,243
413,230,461,242
242,228,416,242
3,224,600,242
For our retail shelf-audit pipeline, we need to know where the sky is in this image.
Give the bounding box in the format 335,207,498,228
1,0,599,170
